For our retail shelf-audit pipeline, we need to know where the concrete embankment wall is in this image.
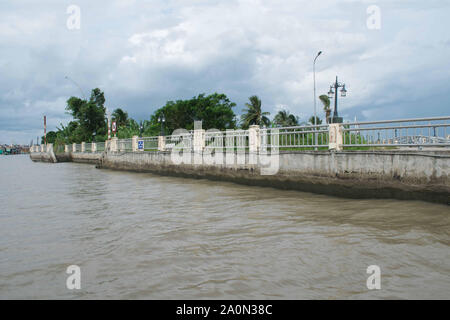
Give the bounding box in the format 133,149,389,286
98,150,450,204
70,152,102,164
30,151,56,163
31,152,102,164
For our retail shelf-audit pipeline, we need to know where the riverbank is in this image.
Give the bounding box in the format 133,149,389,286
30,149,449,204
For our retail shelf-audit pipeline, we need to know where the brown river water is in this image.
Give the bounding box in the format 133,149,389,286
0,155,449,299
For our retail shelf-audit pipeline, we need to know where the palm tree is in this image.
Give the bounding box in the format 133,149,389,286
112,108,129,127
319,95,331,123
241,95,270,128
308,116,322,125
273,110,299,127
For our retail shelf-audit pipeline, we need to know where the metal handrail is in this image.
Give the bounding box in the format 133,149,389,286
341,116,450,126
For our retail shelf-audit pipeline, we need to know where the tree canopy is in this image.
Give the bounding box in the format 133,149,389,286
308,115,323,125
112,108,129,127
41,131,57,144
51,88,107,144
240,95,270,128
46,89,330,146
149,93,237,134
273,110,299,127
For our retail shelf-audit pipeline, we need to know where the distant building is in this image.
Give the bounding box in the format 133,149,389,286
0,145,30,155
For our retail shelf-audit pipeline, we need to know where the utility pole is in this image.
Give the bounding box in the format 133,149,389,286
313,51,322,126
313,51,322,150
44,115,47,145
107,108,111,140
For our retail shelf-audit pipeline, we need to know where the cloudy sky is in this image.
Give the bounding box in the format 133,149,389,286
1,0,449,144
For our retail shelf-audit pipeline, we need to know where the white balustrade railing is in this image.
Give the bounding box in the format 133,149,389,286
43,117,450,156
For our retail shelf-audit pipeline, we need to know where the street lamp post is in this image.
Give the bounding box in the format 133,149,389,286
313,51,322,150
327,76,347,123
313,51,322,126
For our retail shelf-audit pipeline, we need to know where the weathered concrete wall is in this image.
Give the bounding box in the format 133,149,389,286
71,152,102,164
32,151,102,164
55,152,72,162
30,151,55,163
98,150,450,204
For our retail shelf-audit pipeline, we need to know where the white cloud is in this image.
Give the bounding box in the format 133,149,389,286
0,0,449,144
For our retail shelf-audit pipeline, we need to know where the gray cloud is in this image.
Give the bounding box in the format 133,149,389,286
1,0,449,144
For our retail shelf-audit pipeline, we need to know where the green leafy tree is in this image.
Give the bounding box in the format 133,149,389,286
148,93,237,135
273,110,299,127
241,95,270,128
116,118,142,139
308,116,322,125
319,95,331,123
41,131,57,144
112,108,129,128
64,88,107,142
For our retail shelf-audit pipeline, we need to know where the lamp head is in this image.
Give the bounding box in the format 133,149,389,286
328,87,334,99
341,85,347,97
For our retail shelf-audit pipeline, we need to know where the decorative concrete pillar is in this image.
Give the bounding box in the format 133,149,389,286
158,136,166,151
329,123,343,151
72,143,76,152
193,130,205,153
65,145,69,153
249,125,260,153
92,142,96,153
132,136,138,152
110,137,118,152
40,145,44,152
193,120,205,153
47,144,52,153
81,142,85,152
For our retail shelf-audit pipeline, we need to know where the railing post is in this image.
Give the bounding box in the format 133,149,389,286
65,145,69,153
132,136,138,152
158,136,166,151
92,142,96,153
40,145,44,152
193,121,205,153
110,137,118,152
72,143,76,152
329,123,343,151
81,142,85,152
249,125,260,153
